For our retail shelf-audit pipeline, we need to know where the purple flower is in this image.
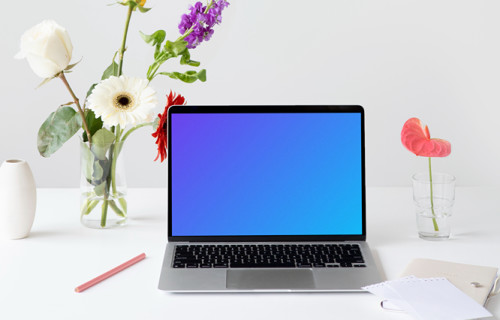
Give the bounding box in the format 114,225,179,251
178,0,230,49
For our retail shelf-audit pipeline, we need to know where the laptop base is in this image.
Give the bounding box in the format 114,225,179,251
158,241,382,292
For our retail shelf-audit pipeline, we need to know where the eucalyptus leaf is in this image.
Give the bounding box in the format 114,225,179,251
93,160,104,182
81,143,95,182
158,69,207,83
82,110,103,143
37,107,82,157
91,128,116,160
88,159,111,187
94,181,106,197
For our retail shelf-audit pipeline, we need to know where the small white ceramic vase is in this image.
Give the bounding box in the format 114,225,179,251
0,159,37,239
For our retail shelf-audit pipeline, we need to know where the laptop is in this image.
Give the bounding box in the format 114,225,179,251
158,105,382,292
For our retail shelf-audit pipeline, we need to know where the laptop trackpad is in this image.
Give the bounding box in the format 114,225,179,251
226,269,315,289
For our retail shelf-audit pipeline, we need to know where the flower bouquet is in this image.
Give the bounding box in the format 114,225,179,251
16,0,229,228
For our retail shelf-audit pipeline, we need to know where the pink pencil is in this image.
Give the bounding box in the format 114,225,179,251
75,253,146,293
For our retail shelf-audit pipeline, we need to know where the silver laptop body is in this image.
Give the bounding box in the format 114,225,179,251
158,105,382,292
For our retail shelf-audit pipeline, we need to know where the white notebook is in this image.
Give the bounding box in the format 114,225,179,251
400,258,499,305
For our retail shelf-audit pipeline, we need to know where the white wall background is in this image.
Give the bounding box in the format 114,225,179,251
1,0,500,187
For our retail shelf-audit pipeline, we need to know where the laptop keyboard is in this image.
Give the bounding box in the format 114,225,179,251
172,244,365,268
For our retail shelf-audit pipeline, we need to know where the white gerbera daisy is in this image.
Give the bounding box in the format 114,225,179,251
87,75,157,127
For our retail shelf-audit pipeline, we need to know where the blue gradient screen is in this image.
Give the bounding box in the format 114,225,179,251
171,112,363,236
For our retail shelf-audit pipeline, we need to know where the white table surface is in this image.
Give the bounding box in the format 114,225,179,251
1,187,499,320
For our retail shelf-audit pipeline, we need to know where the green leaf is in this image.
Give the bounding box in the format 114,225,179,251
82,110,103,142
94,181,106,197
36,77,54,89
140,30,166,60
101,61,119,80
37,107,82,157
164,40,188,57
140,30,166,46
180,49,201,67
90,159,111,187
80,142,95,182
137,5,151,13
64,58,82,71
59,101,74,107
152,116,160,131
147,59,169,81
118,197,127,212
93,160,104,182
86,83,97,99
158,69,207,83
91,128,116,160
123,0,137,9
109,200,126,217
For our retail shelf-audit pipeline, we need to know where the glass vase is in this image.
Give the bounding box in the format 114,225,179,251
80,139,127,228
412,172,455,240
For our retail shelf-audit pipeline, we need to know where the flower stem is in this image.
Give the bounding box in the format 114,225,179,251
111,126,123,196
121,122,153,142
118,5,134,76
428,157,439,231
58,73,92,144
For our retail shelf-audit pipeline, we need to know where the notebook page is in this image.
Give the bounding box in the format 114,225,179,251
362,276,415,311
389,277,492,320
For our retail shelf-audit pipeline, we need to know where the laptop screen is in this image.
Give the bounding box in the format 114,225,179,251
168,106,365,241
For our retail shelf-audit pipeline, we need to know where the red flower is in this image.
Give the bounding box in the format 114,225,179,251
152,91,186,162
401,118,451,157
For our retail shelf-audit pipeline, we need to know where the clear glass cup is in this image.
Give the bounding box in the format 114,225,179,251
412,172,455,240
80,139,127,229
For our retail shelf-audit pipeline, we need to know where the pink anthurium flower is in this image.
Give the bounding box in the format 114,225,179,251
401,118,451,157
401,117,452,233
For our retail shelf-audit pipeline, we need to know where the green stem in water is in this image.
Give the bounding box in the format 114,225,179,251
101,200,109,228
100,126,122,228
109,200,126,217
118,5,134,76
81,199,99,217
111,126,123,197
428,157,439,231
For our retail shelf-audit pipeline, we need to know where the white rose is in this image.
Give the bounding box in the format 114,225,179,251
15,20,73,79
